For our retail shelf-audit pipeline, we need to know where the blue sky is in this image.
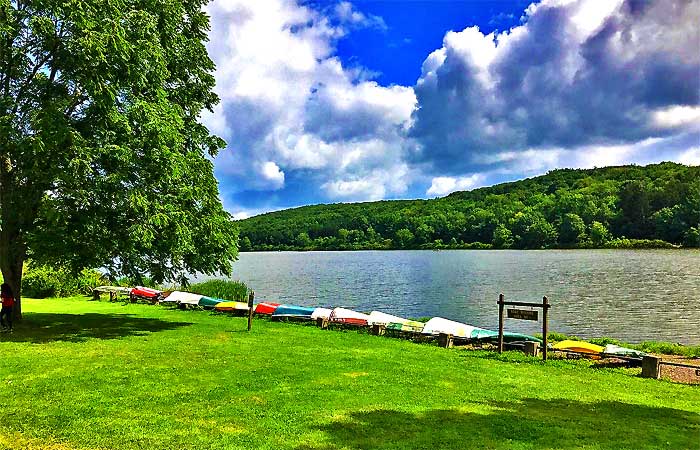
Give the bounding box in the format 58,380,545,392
202,0,700,219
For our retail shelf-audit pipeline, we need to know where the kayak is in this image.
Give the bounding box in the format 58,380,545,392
272,305,315,319
553,340,605,355
329,308,370,326
311,308,332,320
602,344,646,358
162,291,202,305
469,329,542,343
254,302,281,315
215,301,250,312
198,296,224,308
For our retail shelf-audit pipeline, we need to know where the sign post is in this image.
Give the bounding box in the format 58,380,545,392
247,291,255,331
497,294,551,361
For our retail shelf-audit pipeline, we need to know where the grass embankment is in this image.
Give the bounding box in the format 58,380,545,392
1,297,698,450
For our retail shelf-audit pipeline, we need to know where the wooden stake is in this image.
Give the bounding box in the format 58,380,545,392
247,291,255,331
542,296,549,361
641,355,661,379
498,293,505,354
438,333,454,348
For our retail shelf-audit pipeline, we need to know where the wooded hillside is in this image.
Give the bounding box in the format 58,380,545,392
238,163,700,251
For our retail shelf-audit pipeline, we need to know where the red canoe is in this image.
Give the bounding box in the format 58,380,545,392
254,302,281,315
130,286,162,302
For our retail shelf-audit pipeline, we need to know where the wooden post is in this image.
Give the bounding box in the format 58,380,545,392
524,341,540,357
542,296,549,361
641,355,661,379
316,317,329,329
93,289,100,301
438,333,453,348
498,293,505,354
247,291,255,331
371,324,386,336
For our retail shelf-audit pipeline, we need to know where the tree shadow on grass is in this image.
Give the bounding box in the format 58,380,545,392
0,313,192,343
297,398,700,450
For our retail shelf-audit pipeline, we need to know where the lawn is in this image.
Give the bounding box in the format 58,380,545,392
0,297,698,450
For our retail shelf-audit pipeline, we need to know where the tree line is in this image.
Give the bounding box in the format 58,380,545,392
238,163,700,251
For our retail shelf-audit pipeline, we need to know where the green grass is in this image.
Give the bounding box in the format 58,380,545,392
187,279,249,301
542,332,700,358
1,297,699,450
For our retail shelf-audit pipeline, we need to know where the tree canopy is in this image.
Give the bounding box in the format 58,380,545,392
239,163,700,251
0,0,238,315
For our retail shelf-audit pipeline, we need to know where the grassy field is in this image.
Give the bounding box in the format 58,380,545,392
0,297,698,450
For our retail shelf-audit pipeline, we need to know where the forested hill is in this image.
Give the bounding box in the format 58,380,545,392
237,163,700,251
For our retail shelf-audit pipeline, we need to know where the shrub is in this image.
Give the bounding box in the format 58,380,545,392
188,279,249,301
22,265,77,298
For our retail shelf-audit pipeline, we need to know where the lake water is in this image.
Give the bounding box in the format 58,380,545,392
210,250,700,345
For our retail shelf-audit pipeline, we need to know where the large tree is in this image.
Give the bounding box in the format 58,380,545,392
0,0,238,318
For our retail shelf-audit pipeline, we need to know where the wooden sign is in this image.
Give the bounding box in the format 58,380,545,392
507,308,538,321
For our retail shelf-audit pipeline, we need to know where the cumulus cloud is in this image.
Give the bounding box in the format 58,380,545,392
203,0,414,202
409,0,700,174
426,174,485,197
203,0,699,214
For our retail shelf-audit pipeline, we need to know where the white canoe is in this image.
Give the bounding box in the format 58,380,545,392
368,311,411,326
162,291,203,305
329,307,371,324
311,308,333,320
421,317,478,339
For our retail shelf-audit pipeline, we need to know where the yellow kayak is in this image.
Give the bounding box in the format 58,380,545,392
553,340,604,355
214,301,249,312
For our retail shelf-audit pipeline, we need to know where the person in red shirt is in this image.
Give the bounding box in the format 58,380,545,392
1,283,15,332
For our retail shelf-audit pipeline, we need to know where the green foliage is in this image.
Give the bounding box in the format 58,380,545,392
0,0,238,305
559,213,586,246
22,265,107,298
187,279,248,301
589,221,610,247
239,163,699,251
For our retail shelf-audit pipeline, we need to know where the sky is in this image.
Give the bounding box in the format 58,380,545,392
201,0,700,219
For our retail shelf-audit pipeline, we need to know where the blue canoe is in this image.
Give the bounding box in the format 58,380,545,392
470,328,542,343
271,304,316,319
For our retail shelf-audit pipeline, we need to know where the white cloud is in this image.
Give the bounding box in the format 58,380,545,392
678,147,700,166
409,0,700,174
426,174,485,197
204,0,415,195
260,161,285,188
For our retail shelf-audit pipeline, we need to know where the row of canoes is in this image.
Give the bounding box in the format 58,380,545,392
129,287,645,358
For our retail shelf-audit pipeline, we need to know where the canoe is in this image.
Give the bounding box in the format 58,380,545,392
553,340,605,355
421,317,482,339
329,308,370,326
272,305,315,319
198,296,224,308
469,329,542,343
162,291,203,305
386,321,425,333
367,311,422,327
602,344,646,358
131,286,162,300
215,301,250,312
311,308,332,320
254,302,281,315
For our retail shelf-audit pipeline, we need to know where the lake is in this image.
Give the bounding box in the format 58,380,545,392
211,250,700,345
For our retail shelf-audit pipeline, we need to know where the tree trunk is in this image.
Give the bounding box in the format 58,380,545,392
0,237,24,321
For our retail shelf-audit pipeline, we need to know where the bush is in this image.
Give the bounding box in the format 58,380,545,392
22,265,107,298
22,265,76,298
188,279,249,301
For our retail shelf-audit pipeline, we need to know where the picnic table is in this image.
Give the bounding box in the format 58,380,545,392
92,286,132,302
